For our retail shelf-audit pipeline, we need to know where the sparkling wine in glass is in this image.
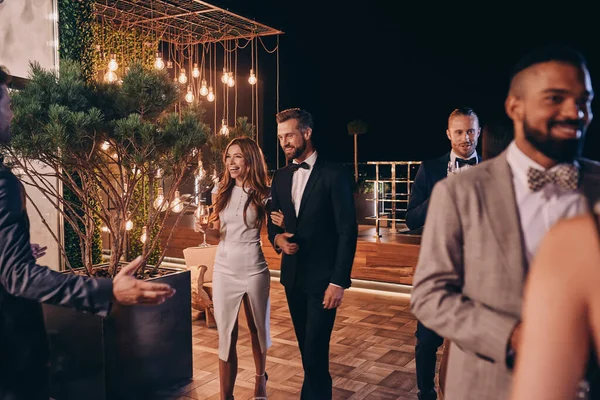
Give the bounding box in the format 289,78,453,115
194,204,211,247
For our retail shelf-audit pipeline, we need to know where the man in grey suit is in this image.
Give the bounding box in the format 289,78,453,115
0,66,176,399
410,46,600,400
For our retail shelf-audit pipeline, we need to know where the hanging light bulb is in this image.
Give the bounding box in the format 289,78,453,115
154,53,165,70
101,225,109,233
197,160,205,180
153,187,168,211
166,60,173,69
155,168,163,178
101,141,110,151
221,67,228,83
220,118,229,136
111,152,118,159
171,190,184,213
125,212,134,231
122,182,128,197
104,70,118,83
207,87,215,102
199,80,208,96
140,226,148,244
248,69,257,85
185,86,194,103
192,63,200,78
178,70,188,84
107,54,119,72
227,71,235,87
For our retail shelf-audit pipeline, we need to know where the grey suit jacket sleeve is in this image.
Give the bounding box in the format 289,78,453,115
0,171,113,316
410,180,519,365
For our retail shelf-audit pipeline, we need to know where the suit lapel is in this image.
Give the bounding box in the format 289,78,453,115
478,152,527,284
279,167,297,232
297,157,323,220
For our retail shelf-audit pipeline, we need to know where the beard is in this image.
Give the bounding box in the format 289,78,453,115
284,138,306,161
523,118,585,163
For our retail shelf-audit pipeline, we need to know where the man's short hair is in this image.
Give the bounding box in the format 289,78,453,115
448,107,479,126
510,45,587,82
275,108,314,131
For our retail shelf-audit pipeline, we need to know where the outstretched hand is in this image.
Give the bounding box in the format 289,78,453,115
31,243,47,259
112,256,176,306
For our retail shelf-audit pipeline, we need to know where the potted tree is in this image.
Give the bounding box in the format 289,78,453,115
4,60,210,399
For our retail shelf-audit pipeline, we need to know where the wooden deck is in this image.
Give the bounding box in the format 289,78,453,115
103,214,422,287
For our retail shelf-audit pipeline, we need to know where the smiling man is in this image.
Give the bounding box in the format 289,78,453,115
268,108,358,400
410,46,600,400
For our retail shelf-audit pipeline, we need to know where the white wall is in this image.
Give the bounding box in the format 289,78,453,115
0,0,58,78
1,0,62,270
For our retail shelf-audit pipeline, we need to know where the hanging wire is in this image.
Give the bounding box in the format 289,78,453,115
276,34,280,169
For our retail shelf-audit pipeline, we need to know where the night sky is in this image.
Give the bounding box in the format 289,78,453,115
211,1,600,168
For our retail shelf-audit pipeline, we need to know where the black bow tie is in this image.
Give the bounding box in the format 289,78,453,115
290,162,310,171
456,157,477,167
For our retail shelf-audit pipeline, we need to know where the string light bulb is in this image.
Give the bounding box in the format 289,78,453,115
140,226,148,244
166,60,173,69
104,70,118,83
220,118,229,136
221,67,228,84
154,53,165,70
171,190,184,213
153,187,168,211
192,63,200,78
227,71,235,87
125,212,134,231
185,87,194,103
107,54,118,71
199,80,208,96
101,141,110,151
178,70,188,84
207,87,215,102
248,69,257,85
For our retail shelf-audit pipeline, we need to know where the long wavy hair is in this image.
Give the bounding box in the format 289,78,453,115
211,137,271,228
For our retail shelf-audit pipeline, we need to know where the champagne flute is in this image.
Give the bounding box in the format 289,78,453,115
194,204,211,247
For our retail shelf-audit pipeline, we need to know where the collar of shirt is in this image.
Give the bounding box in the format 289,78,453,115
293,150,318,170
450,150,478,165
506,140,580,194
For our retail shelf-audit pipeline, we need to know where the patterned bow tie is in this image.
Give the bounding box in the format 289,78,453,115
527,164,580,192
456,158,477,167
290,162,310,172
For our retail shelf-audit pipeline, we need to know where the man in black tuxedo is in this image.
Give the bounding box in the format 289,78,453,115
268,108,358,400
406,107,481,400
0,66,175,399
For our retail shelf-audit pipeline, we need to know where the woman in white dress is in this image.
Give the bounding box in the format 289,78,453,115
208,137,272,400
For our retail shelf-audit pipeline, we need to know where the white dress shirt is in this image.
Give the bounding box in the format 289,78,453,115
291,151,318,216
450,150,479,165
505,141,587,263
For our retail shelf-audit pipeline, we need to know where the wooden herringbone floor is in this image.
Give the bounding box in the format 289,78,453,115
160,280,440,400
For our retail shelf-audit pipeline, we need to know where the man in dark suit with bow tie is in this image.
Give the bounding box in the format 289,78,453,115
268,108,358,400
406,107,481,400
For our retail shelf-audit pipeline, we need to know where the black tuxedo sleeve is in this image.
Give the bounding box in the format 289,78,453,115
0,172,113,316
405,162,430,230
330,167,358,288
267,170,284,253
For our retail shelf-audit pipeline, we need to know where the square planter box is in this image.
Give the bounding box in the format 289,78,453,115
42,266,193,400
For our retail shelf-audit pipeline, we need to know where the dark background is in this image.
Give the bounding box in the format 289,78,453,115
210,1,600,168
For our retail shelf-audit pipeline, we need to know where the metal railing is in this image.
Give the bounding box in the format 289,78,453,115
364,161,421,237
